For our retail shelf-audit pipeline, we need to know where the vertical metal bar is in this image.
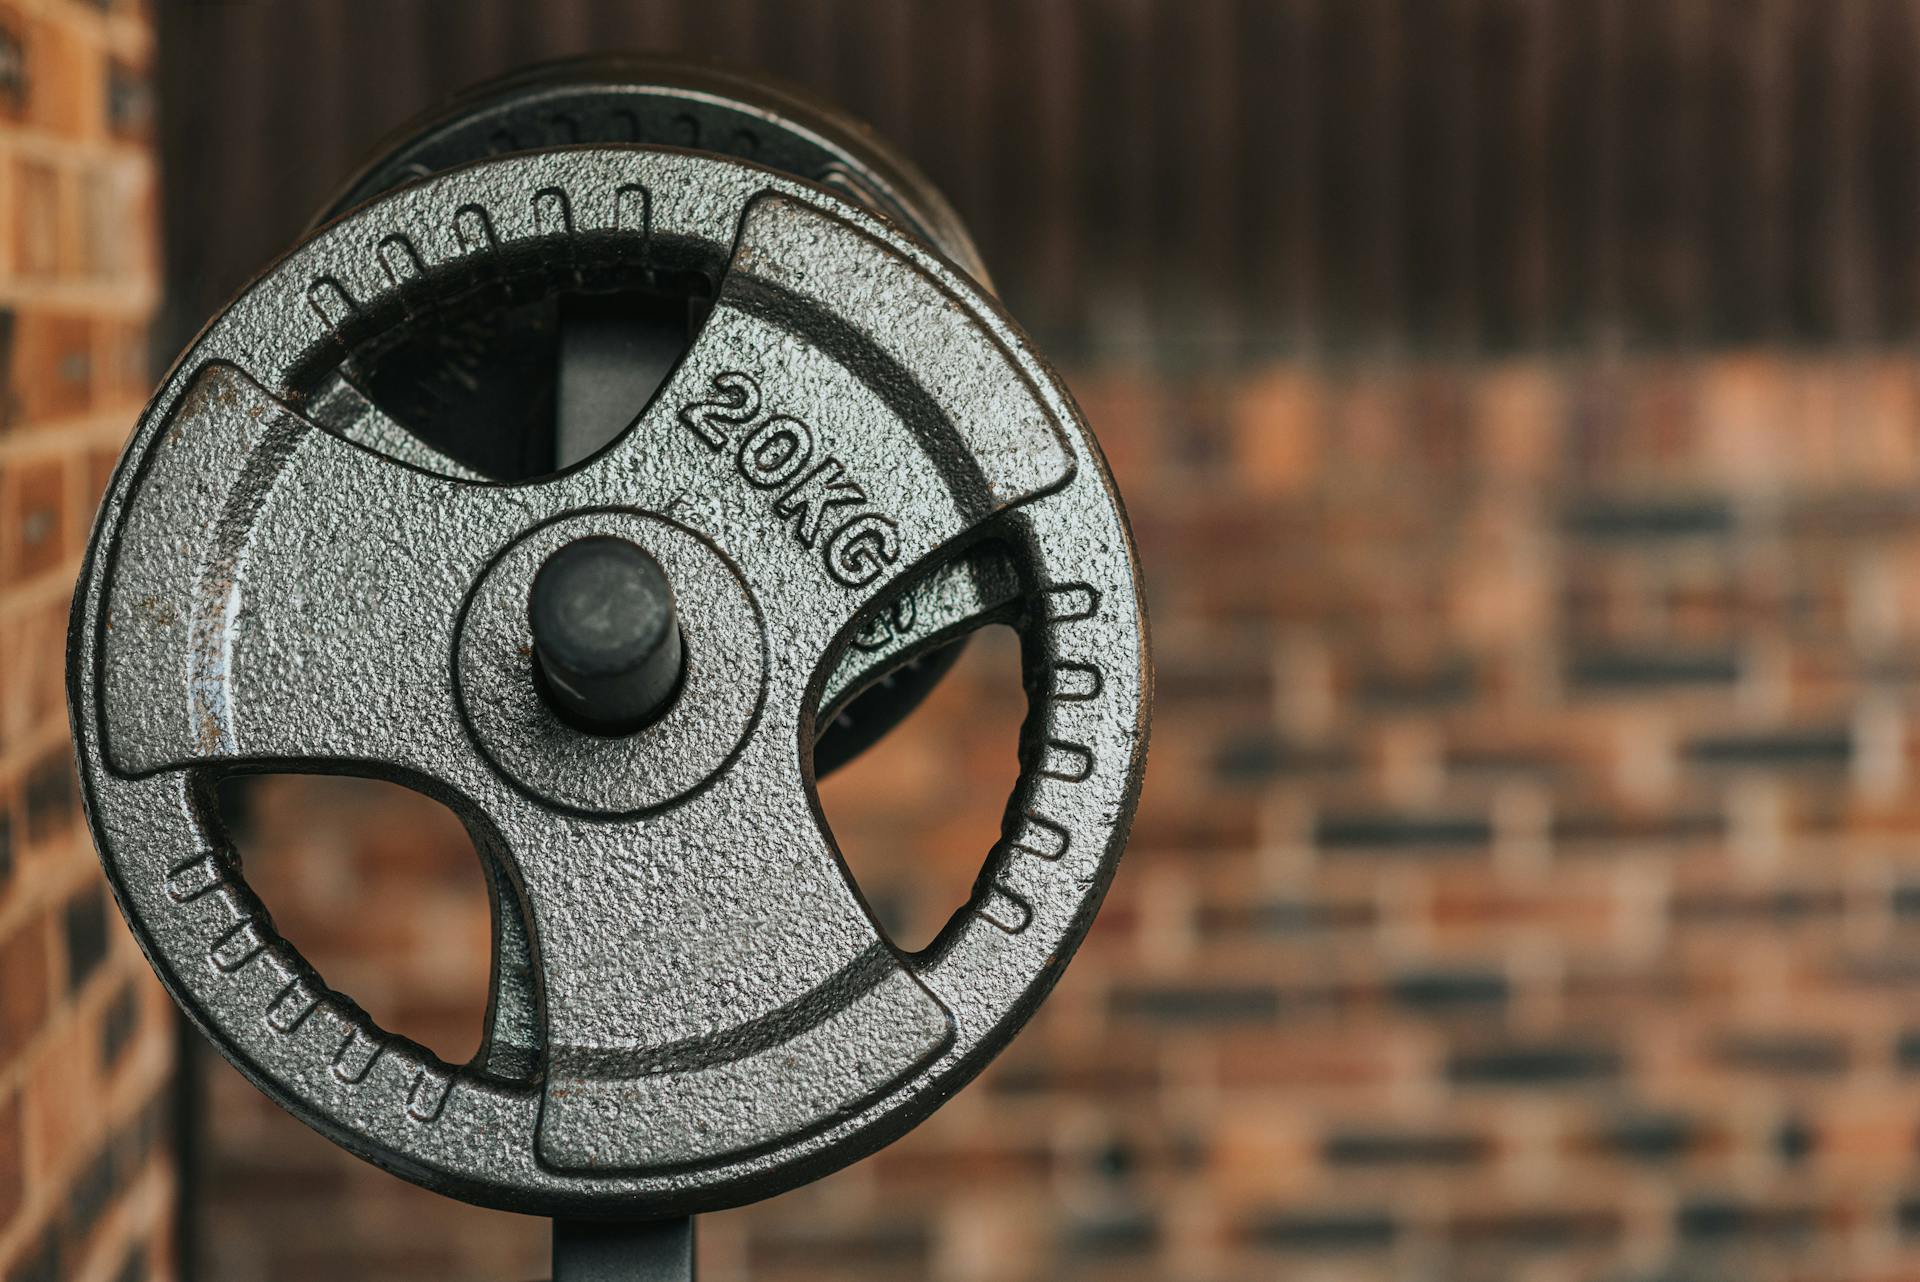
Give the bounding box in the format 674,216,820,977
170,1013,203,1282
552,1217,696,1282
555,295,690,469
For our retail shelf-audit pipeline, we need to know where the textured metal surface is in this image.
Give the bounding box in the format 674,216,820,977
315,57,990,286
292,65,1023,1102
303,56,992,779
71,147,1148,1215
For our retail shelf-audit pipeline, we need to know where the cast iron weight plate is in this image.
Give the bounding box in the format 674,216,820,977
70,147,1149,1215
281,61,1020,1096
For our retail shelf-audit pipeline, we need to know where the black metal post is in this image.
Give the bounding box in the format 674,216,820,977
551,1217,696,1282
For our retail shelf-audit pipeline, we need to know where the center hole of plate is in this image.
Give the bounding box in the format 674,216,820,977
529,535,686,735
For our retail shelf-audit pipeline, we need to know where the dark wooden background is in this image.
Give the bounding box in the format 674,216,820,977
160,0,1920,362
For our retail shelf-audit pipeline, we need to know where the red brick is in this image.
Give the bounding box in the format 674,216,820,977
0,8,23,126
11,156,61,279
93,318,146,405
23,1012,99,1189
0,913,49,1052
0,596,67,750
24,12,102,139
9,310,93,424
0,1,165,1276
0,1092,19,1236
0,455,68,585
1229,369,1321,496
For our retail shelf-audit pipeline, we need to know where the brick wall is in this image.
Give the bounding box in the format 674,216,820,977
0,2,172,1281
192,349,1920,1282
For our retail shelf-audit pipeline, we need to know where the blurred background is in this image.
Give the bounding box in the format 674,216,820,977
10,1,1920,1279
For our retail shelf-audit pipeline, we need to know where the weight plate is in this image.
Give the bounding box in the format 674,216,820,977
71,147,1148,1214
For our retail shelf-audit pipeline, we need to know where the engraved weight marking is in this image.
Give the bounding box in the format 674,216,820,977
987,578,1110,927
739,416,814,488
824,514,901,590
678,369,902,589
452,204,497,256
1009,810,1070,861
306,277,355,336
783,464,875,552
333,1025,383,1083
1041,583,1100,624
1050,662,1102,701
980,885,1032,934
613,183,649,235
533,187,574,237
1038,739,1094,783
678,371,758,447
202,882,255,928
377,233,424,287
166,853,223,902
210,920,267,973
852,595,917,653
407,1064,454,1123
267,978,321,1034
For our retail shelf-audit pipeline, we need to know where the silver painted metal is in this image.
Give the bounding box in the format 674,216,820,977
70,147,1148,1215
